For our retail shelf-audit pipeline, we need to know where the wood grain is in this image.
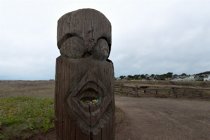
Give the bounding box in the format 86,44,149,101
55,8,114,140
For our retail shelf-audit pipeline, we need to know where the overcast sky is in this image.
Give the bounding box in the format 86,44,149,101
0,0,210,80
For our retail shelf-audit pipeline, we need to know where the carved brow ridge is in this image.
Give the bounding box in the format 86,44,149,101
57,33,111,49
57,33,83,49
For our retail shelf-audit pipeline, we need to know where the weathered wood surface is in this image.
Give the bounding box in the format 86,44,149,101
55,9,115,140
57,8,111,59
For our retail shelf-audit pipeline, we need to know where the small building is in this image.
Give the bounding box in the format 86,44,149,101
204,75,210,81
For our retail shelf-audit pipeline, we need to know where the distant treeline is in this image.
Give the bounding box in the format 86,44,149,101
117,71,210,81
118,72,188,80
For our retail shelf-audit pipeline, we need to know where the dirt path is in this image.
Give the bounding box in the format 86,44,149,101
115,96,210,140
32,96,210,140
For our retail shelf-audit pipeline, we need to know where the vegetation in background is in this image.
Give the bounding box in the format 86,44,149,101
118,71,210,81
0,96,54,140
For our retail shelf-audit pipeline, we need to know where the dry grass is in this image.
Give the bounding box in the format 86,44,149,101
0,80,54,98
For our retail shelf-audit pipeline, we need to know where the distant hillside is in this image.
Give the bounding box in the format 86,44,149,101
196,71,210,75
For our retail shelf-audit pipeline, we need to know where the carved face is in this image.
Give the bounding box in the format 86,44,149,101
57,9,114,135
57,8,112,58
62,58,114,135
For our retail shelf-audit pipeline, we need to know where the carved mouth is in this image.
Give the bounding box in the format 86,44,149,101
77,82,103,112
67,79,112,134
80,88,101,105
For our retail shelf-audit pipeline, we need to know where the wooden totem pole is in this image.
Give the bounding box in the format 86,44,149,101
55,9,115,140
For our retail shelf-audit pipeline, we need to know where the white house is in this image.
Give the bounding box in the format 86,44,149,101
204,75,210,81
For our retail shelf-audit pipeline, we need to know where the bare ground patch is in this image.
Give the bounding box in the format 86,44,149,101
115,95,210,140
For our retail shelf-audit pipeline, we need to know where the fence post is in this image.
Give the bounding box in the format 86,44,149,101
55,8,115,140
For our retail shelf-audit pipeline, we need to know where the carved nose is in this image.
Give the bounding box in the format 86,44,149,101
88,38,96,49
82,38,96,57
83,49,93,58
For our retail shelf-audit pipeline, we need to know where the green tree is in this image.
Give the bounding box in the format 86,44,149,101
119,75,126,79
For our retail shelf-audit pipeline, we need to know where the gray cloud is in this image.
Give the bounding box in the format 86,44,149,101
0,0,210,79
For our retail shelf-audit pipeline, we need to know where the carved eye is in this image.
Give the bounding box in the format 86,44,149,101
59,36,84,58
92,39,109,60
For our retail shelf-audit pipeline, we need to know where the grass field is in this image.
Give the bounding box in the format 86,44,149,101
0,81,53,139
0,97,54,140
